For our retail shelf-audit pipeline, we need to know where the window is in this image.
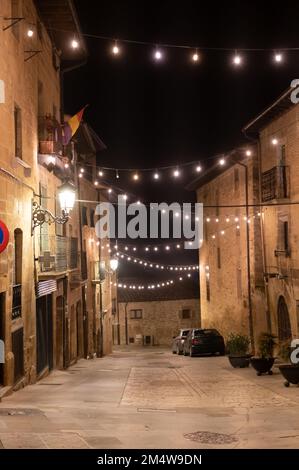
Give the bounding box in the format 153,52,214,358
90,209,95,228
182,309,191,319
130,309,142,319
206,274,210,302
81,207,88,226
129,337,135,344
234,168,239,191
279,145,286,165
112,298,117,314
217,247,221,269
276,214,290,256
14,105,22,158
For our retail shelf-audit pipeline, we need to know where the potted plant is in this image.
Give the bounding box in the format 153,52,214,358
278,340,299,387
227,333,251,368
250,332,276,376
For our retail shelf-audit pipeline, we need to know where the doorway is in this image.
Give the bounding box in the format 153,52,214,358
36,294,53,376
277,296,292,341
0,293,5,386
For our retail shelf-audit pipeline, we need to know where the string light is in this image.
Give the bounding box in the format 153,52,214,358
196,165,202,172
154,47,163,61
112,41,120,55
27,29,34,37
133,173,139,181
173,168,180,177
274,52,283,63
246,150,252,157
108,188,112,194
233,52,242,66
99,170,104,177
153,172,160,180
94,180,99,186
219,158,225,166
71,39,79,49
192,50,199,62
116,170,120,179
272,138,278,145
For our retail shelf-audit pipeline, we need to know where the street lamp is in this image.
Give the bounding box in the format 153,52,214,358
32,180,76,233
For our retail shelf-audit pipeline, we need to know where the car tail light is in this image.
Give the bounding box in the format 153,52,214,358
192,339,200,345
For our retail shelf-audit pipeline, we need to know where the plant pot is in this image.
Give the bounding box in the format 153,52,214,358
278,364,299,387
228,355,250,368
250,357,275,376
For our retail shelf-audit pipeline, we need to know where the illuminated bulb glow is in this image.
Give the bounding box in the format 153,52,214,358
173,169,180,177
192,52,199,62
27,29,34,37
133,173,139,181
272,138,278,145
112,45,120,55
99,171,103,177
154,49,163,60
219,158,225,166
153,172,160,180
274,53,282,63
196,165,202,172
246,150,252,157
71,39,79,49
233,54,242,65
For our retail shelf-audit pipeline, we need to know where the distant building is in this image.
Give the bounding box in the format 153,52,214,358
188,148,267,347
244,88,299,342
117,283,200,346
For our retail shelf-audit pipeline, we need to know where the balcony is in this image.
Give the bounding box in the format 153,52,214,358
261,166,289,202
38,115,62,156
38,235,79,276
12,284,22,320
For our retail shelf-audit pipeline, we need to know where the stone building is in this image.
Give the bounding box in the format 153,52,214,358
188,147,268,348
244,88,299,342
0,0,113,396
117,283,200,346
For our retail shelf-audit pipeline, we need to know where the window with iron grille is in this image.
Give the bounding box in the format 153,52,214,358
261,166,288,202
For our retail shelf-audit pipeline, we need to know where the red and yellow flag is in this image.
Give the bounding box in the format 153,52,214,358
62,105,88,145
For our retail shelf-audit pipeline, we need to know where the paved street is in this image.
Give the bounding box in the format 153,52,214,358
0,347,299,449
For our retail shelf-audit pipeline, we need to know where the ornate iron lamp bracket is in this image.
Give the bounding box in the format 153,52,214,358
32,201,69,234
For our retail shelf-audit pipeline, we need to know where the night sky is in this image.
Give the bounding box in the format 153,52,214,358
64,0,299,278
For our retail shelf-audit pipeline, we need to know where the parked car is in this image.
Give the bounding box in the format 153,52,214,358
172,329,190,355
183,328,225,357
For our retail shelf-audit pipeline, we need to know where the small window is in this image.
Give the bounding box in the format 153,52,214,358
130,309,143,319
112,298,117,314
129,337,135,344
206,274,210,302
14,105,22,159
182,309,191,319
81,207,88,226
234,168,239,191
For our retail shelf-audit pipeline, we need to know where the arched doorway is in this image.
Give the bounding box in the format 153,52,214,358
277,296,292,341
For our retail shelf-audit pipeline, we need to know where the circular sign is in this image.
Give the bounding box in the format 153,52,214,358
0,221,9,253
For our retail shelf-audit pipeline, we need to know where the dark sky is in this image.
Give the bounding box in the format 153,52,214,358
64,0,299,277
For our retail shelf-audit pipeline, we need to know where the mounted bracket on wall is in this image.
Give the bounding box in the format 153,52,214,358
24,50,42,62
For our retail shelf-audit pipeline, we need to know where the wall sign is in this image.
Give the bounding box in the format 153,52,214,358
0,221,9,253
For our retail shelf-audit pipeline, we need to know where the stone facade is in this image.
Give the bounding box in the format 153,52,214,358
245,92,299,341
0,0,113,395
195,149,268,346
118,298,200,346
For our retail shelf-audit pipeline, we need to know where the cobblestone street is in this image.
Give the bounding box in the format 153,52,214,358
0,347,299,449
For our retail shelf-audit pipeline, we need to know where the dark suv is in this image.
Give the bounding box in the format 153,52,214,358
183,328,225,357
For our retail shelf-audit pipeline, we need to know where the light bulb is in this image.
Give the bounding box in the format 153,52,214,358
112,44,120,55
219,158,225,166
108,188,112,194
196,165,202,172
71,39,79,49
94,181,99,186
272,138,278,145
233,54,242,65
133,173,139,181
153,172,160,180
27,29,34,37
173,169,180,177
99,170,103,177
154,49,163,60
274,52,282,63
192,51,199,62
246,150,252,156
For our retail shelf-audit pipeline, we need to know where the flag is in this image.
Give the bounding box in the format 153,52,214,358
62,105,88,145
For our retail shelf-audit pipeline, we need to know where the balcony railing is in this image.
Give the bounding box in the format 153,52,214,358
12,284,22,320
38,235,79,273
38,115,62,155
261,166,289,202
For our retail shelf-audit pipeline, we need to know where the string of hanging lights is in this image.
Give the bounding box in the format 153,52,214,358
116,251,199,271
113,272,197,290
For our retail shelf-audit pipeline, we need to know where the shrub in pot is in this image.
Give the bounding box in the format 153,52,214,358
278,340,299,387
227,333,251,368
250,332,276,376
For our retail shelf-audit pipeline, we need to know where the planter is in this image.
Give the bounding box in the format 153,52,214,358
228,355,250,368
278,364,299,387
250,357,275,376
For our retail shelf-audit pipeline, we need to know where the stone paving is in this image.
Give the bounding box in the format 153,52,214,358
0,347,299,448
